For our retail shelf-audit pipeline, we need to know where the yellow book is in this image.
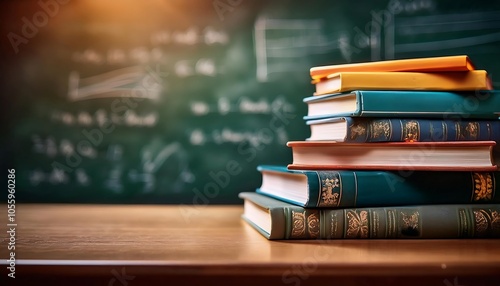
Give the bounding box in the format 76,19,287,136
314,70,492,95
310,55,475,81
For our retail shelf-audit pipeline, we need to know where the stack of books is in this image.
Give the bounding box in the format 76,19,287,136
240,55,500,239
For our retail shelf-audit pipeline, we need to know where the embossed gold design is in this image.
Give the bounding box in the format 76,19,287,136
441,121,447,140
455,122,461,140
464,122,479,140
307,213,320,238
370,120,390,140
473,173,493,201
474,210,490,235
387,210,396,237
330,212,339,238
458,209,469,237
349,122,366,140
291,211,306,238
346,210,369,238
491,210,500,232
319,177,340,207
403,120,419,142
474,209,500,236
371,211,380,238
400,211,420,236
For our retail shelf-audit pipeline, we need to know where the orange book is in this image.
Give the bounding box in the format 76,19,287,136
310,55,475,81
314,70,492,95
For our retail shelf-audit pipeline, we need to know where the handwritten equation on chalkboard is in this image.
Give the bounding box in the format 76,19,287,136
5,0,500,203
14,2,304,197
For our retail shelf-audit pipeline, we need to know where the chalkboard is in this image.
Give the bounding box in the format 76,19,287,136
2,0,500,204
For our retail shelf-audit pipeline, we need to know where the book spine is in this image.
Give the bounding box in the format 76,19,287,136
283,204,500,239
307,171,499,208
356,90,500,119
337,71,490,93
344,118,500,143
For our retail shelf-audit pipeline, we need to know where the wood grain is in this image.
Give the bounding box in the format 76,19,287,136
1,204,500,285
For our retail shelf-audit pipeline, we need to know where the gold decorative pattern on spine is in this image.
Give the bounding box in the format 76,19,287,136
455,122,461,140
370,120,390,140
473,208,500,237
307,213,320,238
345,210,369,238
474,209,490,236
319,177,340,207
330,212,339,238
442,121,447,140
387,210,396,238
462,122,479,140
473,173,493,201
458,209,469,237
349,122,367,140
371,211,380,238
403,120,419,142
291,211,306,238
492,210,500,234
400,211,420,237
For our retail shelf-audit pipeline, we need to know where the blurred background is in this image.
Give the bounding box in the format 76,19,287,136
1,0,500,204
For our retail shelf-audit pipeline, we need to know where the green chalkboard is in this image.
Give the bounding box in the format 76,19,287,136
2,0,500,203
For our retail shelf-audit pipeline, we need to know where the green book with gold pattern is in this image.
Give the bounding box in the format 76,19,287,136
256,165,499,208
240,192,500,239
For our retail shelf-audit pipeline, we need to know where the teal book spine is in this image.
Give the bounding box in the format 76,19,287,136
303,90,500,120
256,166,499,208
307,117,500,143
240,192,500,239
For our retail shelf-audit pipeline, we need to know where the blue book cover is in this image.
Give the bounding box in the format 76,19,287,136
306,117,500,142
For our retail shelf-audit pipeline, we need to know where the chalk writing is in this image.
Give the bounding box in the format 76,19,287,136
128,142,194,193
388,10,500,58
254,18,339,81
32,135,97,159
67,66,162,101
29,168,90,186
189,127,289,147
189,96,295,116
150,27,229,46
51,110,158,127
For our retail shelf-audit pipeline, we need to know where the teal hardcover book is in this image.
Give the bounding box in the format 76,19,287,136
303,90,500,120
240,192,500,239
306,117,500,142
256,165,499,208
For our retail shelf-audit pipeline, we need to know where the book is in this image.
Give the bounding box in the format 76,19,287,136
286,141,498,171
303,90,500,120
310,55,476,81
313,70,492,95
239,192,500,239
256,165,500,208
306,117,500,142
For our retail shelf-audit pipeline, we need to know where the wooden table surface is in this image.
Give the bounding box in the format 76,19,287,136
1,204,500,285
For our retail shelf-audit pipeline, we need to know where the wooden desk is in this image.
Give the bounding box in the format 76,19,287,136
2,204,500,285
